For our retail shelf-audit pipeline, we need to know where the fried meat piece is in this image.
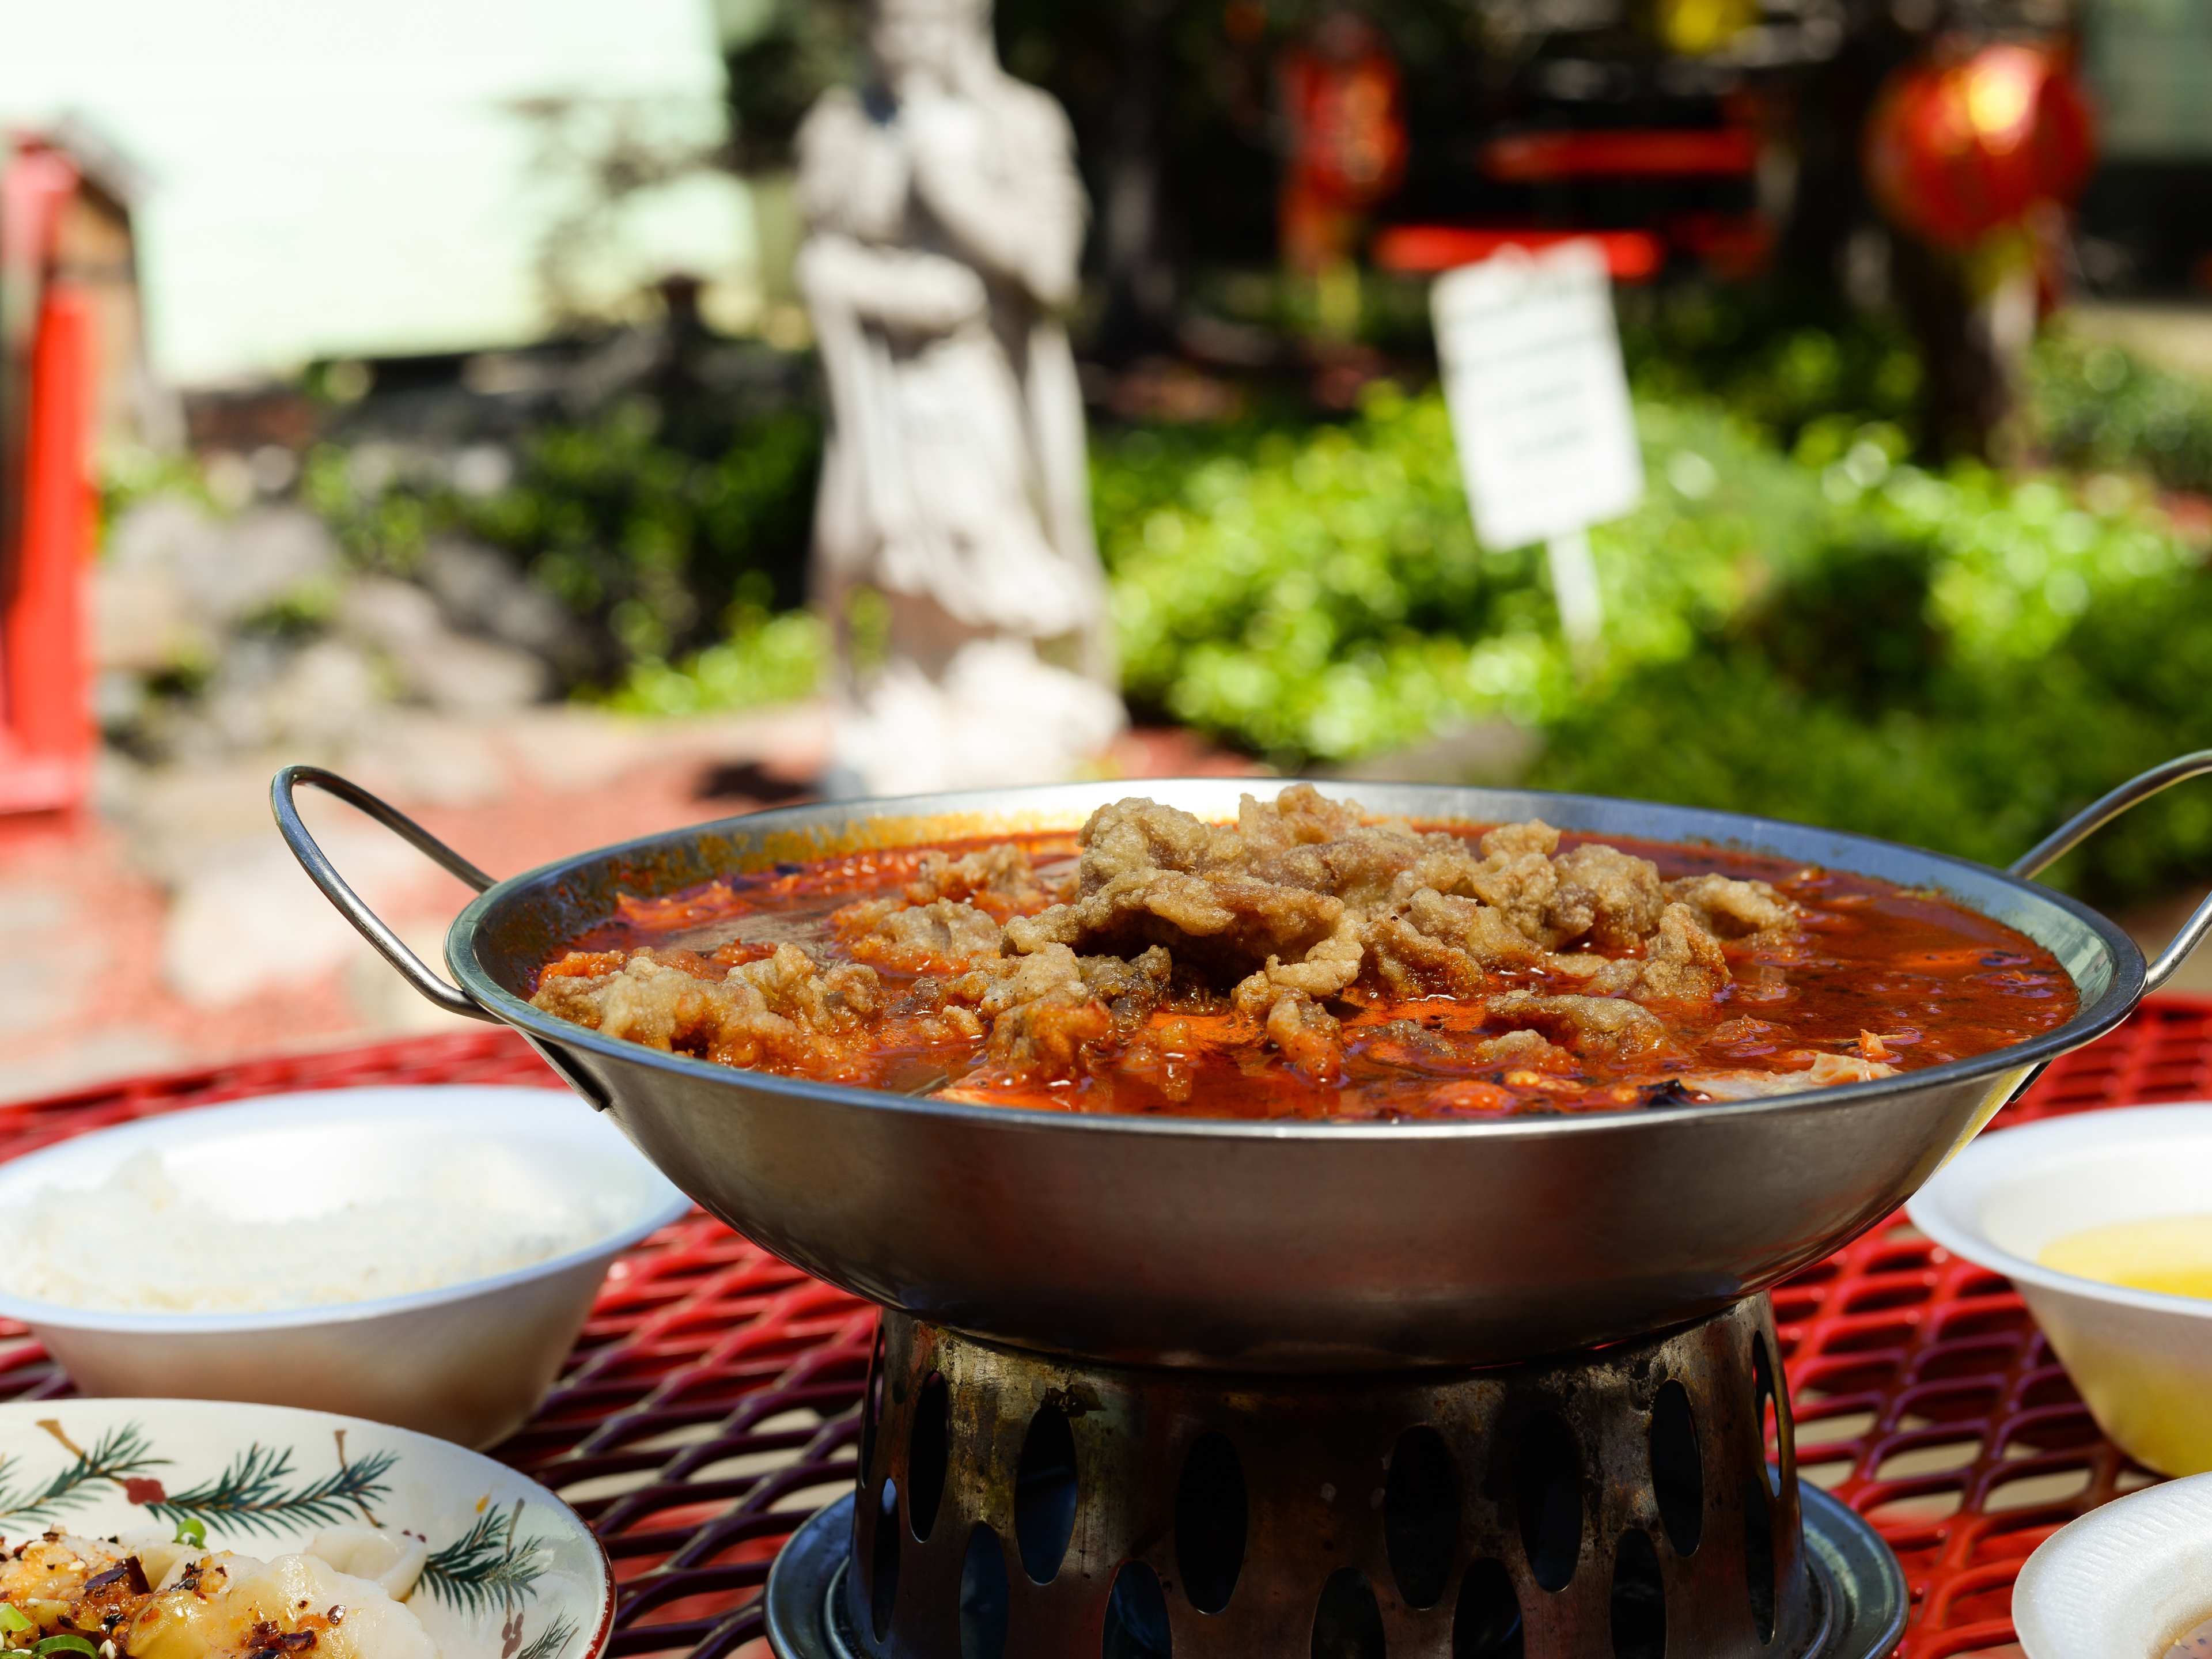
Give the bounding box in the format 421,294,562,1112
1365,913,1492,998
1228,787,1433,908
1467,1027,1572,1070
906,843,1065,918
1231,914,1368,1013
948,942,1174,1079
1628,903,1732,1002
840,897,1003,971
1397,887,1548,968
1550,843,1669,953
1381,821,1667,956
1486,990,1671,1058
1537,951,1642,995
988,986,1113,1074
1006,795,1353,982
1266,990,1344,1084
1455,820,1567,946
1082,944,1176,1021
531,943,882,1072
1666,873,1801,939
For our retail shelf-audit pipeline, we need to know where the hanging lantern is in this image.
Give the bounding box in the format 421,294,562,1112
1864,40,2096,251
1650,0,1760,58
1278,13,1408,213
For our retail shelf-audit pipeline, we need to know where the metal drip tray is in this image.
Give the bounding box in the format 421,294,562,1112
768,1491,1903,1659
764,1297,1907,1659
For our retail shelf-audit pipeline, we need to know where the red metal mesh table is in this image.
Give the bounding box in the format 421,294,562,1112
7,1003,2210,1659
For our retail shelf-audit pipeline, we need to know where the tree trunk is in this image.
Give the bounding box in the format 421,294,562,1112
1094,0,1181,359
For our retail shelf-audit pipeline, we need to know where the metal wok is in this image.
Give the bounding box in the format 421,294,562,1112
275,758,2212,1371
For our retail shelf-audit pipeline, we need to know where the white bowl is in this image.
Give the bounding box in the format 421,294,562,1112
0,1086,690,1448
0,1396,612,1659
2013,1472,2212,1658
1908,1103,2212,1475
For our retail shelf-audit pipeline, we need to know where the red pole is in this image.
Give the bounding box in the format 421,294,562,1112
0,285,96,813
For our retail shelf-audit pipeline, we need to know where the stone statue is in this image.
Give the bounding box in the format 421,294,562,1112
796,0,1126,796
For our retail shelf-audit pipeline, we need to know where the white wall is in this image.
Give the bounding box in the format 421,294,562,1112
0,0,755,385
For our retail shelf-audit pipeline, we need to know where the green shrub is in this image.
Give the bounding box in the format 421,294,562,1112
2031,334,2212,497
1100,377,2212,905
302,400,822,683
601,601,825,717
1618,290,1923,448
1530,455,2211,904
459,402,820,664
1098,385,1830,763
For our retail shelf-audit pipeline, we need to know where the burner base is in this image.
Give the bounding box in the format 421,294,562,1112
766,1486,1903,1659
770,1300,1904,1658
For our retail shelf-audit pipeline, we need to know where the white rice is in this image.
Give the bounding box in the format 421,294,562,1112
0,1149,638,1315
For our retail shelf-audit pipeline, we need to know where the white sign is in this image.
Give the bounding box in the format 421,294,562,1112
1431,240,1643,645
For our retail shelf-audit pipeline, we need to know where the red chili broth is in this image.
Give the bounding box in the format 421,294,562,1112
538,824,2077,1122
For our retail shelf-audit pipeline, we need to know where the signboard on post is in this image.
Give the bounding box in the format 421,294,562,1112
1430,239,1643,650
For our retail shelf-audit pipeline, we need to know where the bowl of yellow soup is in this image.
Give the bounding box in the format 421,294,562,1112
1909,1103,2212,1476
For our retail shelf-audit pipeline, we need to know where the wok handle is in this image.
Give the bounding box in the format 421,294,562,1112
2010,749,2212,993
269,764,498,1024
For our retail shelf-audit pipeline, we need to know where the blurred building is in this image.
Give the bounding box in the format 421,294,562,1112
0,0,758,389
2080,0,2212,294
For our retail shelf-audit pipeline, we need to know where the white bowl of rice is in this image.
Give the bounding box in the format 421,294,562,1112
0,1086,691,1449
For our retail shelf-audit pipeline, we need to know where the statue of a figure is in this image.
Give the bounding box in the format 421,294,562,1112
797,0,1126,795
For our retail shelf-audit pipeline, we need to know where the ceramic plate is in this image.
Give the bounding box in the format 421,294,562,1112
0,1399,611,1659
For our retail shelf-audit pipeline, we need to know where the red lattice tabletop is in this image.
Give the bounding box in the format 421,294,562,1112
6,1005,2211,1659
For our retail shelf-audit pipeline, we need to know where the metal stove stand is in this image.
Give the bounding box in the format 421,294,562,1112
760,1302,1902,1659
3,1007,2209,1656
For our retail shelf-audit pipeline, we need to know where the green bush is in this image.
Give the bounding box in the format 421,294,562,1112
1098,385,1831,762
1618,291,1923,449
1100,378,2212,906
303,399,822,684
458,402,820,664
273,319,2212,904
602,603,825,717
2031,335,2212,498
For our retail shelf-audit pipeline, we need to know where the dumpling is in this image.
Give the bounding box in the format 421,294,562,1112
121,1549,437,1659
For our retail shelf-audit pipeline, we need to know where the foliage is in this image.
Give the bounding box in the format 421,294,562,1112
1097,374,2212,905
303,400,821,683
452,402,819,664
99,444,219,530
603,601,825,717
1527,593,2212,908
2031,334,2212,498
1099,384,1829,760
1618,289,1924,449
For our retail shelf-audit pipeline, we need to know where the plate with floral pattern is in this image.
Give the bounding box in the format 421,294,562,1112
0,1399,611,1659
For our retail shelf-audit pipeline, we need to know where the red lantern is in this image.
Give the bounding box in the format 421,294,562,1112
1865,41,2096,251
1279,14,1407,211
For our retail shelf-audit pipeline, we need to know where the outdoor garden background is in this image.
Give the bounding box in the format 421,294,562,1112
6,0,2212,1097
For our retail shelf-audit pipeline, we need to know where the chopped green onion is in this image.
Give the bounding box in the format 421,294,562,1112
35,1637,96,1659
0,1607,31,1634
172,1518,206,1548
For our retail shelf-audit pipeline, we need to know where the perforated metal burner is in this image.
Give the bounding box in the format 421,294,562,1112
765,1297,1904,1659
